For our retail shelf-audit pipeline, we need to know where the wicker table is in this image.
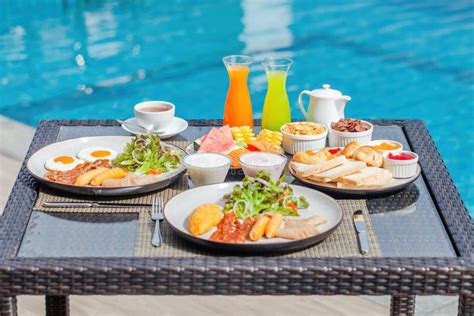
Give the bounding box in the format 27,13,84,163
0,119,472,316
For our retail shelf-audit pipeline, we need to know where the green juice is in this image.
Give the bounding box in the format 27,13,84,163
262,70,291,131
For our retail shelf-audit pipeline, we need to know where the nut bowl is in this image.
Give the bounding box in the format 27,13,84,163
281,122,328,154
328,120,373,147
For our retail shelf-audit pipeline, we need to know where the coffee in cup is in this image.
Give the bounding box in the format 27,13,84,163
134,101,175,132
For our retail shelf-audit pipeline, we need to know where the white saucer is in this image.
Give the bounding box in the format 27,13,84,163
121,117,188,139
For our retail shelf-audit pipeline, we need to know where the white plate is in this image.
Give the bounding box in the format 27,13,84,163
121,117,188,139
26,136,186,196
289,163,421,197
164,182,343,253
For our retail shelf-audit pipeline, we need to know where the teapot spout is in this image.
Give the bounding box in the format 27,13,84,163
335,95,351,118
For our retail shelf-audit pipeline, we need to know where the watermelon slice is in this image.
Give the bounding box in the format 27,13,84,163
198,126,234,153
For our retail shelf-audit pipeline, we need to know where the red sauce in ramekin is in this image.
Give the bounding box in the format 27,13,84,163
387,152,415,161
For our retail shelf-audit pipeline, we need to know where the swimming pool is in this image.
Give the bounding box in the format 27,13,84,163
0,0,472,216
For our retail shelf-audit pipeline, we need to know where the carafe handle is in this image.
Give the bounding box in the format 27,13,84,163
298,90,311,120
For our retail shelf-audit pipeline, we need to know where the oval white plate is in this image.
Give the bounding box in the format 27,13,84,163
164,182,343,253
289,163,421,197
121,117,188,139
27,136,186,196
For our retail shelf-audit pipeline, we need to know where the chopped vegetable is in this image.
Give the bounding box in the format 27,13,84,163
112,134,181,174
222,171,309,219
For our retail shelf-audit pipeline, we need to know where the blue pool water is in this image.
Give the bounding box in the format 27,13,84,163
0,0,473,215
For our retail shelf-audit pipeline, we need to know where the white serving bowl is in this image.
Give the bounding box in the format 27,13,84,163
184,153,231,186
368,139,403,155
281,123,328,154
383,151,418,178
328,120,373,147
239,152,287,181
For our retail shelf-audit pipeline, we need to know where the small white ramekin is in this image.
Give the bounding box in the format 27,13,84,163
383,151,418,178
239,152,287,181
281,123,328,154
368,139,403,155
184,153,231,186
328,120,373,147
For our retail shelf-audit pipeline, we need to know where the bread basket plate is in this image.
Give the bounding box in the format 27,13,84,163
164,182,343,253
289,163,421,197
26,136,186,196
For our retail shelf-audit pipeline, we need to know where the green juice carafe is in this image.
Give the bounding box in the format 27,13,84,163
261,57,293,131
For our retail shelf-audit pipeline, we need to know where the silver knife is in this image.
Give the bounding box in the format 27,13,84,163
353,210,369,254
43,201,152,208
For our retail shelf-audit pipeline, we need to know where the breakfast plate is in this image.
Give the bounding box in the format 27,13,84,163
27,135,186,196
288,138,422,197
289,161,421,197
121,117,188,139
164,180,343,253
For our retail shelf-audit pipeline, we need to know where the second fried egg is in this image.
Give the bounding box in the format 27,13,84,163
77,147,118,162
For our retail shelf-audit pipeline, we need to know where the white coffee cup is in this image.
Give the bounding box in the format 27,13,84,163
134,101,175,132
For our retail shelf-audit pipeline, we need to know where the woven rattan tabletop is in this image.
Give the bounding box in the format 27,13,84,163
0,119,472,299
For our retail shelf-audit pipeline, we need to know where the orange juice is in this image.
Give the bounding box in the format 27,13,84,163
223,56,253,127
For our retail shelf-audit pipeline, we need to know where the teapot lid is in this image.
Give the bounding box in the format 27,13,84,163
312,84,342,98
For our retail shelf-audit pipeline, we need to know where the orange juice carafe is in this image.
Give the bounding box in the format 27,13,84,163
222,55,253,127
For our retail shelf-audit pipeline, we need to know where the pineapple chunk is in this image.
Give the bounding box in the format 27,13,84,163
231,126,255,144
256,129,282,146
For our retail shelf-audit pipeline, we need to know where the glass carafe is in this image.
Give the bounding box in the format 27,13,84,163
222,55,253,127
261,57,293,131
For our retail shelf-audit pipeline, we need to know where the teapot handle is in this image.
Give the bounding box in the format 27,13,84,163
298,90,311,120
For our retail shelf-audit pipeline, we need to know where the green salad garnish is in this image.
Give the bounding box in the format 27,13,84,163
222,171,309,219
112,134,181,174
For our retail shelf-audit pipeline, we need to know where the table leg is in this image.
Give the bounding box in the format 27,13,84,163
390,294,415,316
458,294,474,316
0,297,17,316
45,295,69,316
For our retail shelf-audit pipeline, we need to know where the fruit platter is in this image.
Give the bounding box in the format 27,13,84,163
185,125,284,170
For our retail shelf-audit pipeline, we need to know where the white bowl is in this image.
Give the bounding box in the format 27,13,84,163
184,153,231,186
328,120,373,147
281,123,328,154
239,152,287,181
368,139,403,155
383,151,418,178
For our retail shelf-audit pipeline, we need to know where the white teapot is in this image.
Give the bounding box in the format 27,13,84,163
297,84,351,126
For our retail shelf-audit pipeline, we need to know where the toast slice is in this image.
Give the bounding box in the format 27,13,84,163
290,155,347,178
336,167,392,187
308,161,366,183
336,176,393,189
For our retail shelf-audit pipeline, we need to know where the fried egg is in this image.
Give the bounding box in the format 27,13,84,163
77,147,118,163
45,156,84,171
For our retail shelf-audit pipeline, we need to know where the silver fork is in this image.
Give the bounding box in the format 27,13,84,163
151,195,164,247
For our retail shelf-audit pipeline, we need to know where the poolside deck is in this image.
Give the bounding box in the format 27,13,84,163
0,115,458,315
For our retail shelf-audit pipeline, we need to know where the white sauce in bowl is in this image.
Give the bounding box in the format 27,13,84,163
239,152,287,180
184,153,230,168
184,153,231,186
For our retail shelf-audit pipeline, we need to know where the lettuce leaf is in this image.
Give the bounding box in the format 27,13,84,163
112,134,181,174
223,171,309,219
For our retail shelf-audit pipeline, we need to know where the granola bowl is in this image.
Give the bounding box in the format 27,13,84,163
328,119,373,147
281,122,328,154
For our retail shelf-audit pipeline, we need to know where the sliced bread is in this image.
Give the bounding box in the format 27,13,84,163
308,161,366,183
291,155,347,178
337,167,392,187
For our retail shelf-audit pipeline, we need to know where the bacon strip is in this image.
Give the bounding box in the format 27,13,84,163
210,212,255,244
45,159,111,185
